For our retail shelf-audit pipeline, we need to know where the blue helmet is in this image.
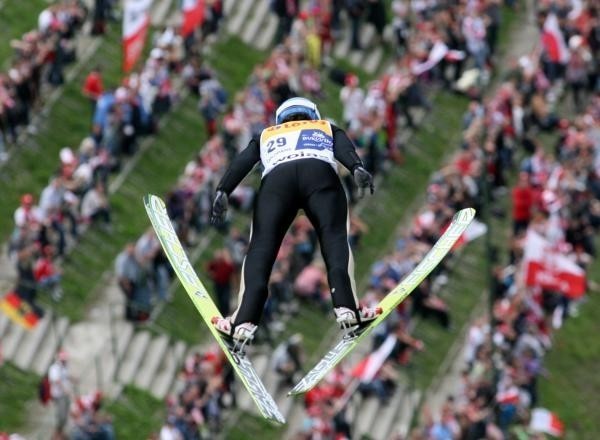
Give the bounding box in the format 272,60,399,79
275,97,321,125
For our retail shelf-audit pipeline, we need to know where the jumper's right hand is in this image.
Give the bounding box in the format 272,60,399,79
210,190,229,226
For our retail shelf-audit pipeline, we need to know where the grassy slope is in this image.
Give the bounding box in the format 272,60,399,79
104,386,164,439
0,362,40,432
44,36,265,321
0,26,123,241
537,284,600,440
0,0,49,66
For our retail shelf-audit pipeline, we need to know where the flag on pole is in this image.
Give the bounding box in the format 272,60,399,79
523,230,586,299
541,13,570,64
123,0,153,72
181,0,205,37
350,334,397,383
530,408,565,437
0,291,41,329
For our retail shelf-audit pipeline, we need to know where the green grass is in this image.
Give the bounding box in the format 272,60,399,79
0,27,121,241
529,97,600,439
0,0,49,66
104,386,164,439
226,413,281,440
0,362,40,433
538,284,600,440
0,9,178,243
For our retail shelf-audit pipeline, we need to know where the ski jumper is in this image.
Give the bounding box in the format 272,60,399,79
216,120,365,326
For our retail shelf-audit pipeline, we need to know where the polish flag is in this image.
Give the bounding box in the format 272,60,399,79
523,230,586,299
412,41,449,76
181,0,204,37
496,386,520,405
530,408,565,437
452,219,487,249
122,0,152,73
351,334,397,383
541,13,570,64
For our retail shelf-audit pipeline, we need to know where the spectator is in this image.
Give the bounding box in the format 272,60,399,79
511,171,535,235
82,66,104,109
70,391,115,440
206,248,235,315
272,333,304,386
34,244,63,302
345,0,366,50
272,0,300,44
115,243,146,322
48,350,74,440
80,181,111,229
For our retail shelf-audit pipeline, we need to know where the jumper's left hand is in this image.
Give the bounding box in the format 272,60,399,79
353,166,374,198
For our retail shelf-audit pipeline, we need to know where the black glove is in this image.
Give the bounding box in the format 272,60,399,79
353,166,374,198
210,190,229,226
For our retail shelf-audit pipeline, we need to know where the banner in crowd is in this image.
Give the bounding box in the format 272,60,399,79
123,0,153,72
181,0,205,37
0,291,41,329
522,230,586,299
529,408,565,437
351,334,397,383
542,13,570,63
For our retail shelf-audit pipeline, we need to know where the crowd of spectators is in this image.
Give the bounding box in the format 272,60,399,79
240,0,600,438
403,2,599,439
147,0,526,438
7,4,222,322
0,0,88,161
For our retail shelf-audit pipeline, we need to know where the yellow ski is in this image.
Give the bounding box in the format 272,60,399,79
288,207,476,395
144,194,285,424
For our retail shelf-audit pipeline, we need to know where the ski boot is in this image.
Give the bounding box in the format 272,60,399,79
211,316,257,354
334,305,382,336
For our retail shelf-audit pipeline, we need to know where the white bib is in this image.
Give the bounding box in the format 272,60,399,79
259,120,337,177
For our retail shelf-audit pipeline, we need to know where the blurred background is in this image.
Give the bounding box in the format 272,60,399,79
0,0,598,439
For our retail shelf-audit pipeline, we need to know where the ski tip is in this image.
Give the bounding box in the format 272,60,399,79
455,207,476,223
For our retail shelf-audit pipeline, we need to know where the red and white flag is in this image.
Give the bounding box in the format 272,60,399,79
123,0,152,72
541,13,570,64
351,334,396,383
181,0,205,37
453,218,487,249
530,408,565,437
523,230,586,299
496,386,520,405
412,41,449,76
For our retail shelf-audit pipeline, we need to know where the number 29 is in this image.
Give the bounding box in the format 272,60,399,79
267,137,286,153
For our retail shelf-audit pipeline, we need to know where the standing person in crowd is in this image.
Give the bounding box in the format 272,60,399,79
48,350,74,440
272,0,300,44
81,180,111,229
82,66,104,110
206,248,235,316
345,0,366,50
210,97,381,344
115,242,143,322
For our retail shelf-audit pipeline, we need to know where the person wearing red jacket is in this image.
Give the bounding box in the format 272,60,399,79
511,171,535,235
206,249,235,315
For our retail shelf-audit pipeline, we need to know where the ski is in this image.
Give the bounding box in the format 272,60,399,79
143,194,285,424
288,207,476,396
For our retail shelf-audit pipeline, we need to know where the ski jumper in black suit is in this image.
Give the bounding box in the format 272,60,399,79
216,119,365,327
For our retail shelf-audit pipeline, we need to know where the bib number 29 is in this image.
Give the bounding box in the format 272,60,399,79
267,137,287,153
